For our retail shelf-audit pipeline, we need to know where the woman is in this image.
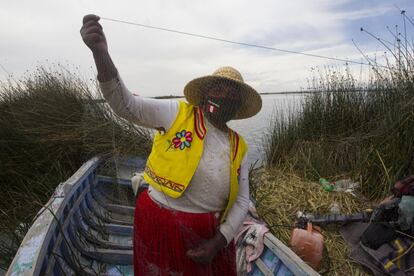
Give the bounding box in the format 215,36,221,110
80,14,262,275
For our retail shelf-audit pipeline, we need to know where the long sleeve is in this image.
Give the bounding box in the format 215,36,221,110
99,73,179,131
218,153,250,244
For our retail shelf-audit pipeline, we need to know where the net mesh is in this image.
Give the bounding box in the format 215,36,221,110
100,74,250,275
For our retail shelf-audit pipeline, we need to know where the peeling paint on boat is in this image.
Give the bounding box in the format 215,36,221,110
11,234,45,276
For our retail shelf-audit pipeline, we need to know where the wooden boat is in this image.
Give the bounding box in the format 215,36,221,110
7,157,319,276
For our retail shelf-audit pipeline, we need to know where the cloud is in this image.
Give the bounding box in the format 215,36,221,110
331,3,394,21
0,0,411,95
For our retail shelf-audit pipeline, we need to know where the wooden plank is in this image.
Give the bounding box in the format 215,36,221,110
263,233,320,276
96,175,132,186
255,258,275,276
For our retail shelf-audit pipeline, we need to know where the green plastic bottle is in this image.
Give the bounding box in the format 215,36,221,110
319,178,334,192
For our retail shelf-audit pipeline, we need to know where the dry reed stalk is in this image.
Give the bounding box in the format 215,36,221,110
252,168,374,275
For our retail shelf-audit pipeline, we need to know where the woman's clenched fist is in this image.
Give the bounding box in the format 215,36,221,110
80,14,108,53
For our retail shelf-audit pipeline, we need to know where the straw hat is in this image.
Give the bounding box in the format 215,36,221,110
184,66,262,120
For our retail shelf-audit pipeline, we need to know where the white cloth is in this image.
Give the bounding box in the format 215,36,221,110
99,74,250,243
235,215,269,274
131,172,145,196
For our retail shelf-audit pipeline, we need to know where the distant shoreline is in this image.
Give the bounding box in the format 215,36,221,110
152,91,312,99
89,89,373,102
152,89,377,98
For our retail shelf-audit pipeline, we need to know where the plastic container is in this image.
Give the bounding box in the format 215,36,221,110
332,179,358,192
290,223,324,270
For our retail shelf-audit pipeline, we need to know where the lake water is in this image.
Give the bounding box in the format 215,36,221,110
228,94,303,167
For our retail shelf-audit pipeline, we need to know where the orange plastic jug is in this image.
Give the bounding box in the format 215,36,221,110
290,222,324,270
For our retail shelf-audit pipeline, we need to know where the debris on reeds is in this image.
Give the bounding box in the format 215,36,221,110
0,65,151,269
251,168,372,275
261,12,414,275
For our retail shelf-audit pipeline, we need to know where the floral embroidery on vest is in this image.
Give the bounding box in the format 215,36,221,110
172,130,193,150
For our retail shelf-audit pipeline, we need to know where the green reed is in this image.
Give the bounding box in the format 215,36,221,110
265,18,414,201
0,65,151,269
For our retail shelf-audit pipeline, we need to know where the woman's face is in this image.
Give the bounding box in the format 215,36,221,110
202,85,242,123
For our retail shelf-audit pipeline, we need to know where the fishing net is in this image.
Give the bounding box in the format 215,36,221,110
60,15,311,275
98,74,258,276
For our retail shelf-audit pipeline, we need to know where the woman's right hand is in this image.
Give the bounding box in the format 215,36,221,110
80,14,108,54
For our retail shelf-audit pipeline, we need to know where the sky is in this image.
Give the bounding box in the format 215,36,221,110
1,0,414,96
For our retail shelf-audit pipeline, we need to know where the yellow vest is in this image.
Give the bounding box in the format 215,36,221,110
143,101,248,222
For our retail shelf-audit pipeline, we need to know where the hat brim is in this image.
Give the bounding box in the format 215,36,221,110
184,75,262,120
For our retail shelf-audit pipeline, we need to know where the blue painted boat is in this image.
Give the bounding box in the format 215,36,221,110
7,157,319,276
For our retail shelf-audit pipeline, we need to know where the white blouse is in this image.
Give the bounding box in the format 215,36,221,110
99,74,249,243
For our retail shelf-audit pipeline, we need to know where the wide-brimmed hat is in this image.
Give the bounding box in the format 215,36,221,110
184,66,262,120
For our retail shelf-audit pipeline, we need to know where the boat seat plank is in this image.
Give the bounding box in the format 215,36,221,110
79,200,133,236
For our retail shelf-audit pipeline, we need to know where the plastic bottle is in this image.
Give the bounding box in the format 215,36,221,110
319,178,334,192
290,223,324,270
332,179,358,192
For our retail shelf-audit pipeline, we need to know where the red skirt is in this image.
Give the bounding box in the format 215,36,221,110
133,190,237,276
